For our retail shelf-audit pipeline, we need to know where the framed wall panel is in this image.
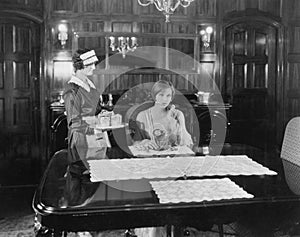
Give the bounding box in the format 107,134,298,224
15,25,31,54
0,98,4,125
288,26,300,54
168,38,196,71
13,61,30,89
52,60,73,93
0,62,3,89
13,97,31,125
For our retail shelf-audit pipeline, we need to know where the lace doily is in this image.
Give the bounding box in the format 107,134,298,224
150,178,254,203
88,155,277,182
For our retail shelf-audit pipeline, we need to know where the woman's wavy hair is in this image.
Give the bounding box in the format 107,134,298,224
72,48,92,71
151,79,175,101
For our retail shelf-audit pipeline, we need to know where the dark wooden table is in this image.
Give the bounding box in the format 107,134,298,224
32,144,300,236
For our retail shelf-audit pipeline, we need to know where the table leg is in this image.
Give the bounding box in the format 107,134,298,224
218,224,224,237
167,225,184,237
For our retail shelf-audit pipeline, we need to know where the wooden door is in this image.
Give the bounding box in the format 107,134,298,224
225,21,277,150
0,17,41,185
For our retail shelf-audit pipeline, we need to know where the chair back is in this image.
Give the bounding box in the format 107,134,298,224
46,149,69,181
124,101,154,144
125,101,155,123
51,113,68,154
281,117,300,165
198,110,228,146
281,117,300,195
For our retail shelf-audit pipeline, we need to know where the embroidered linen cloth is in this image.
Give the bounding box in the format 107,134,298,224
128,145,195,157
88,155,277,182
150,178,254,203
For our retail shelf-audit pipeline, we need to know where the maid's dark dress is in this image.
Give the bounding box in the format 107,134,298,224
63,76,101,170
62,75,102,207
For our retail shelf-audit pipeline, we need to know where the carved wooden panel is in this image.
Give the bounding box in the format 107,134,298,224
0,25,3,53
27,0,42,7
290,0,300,17
233,64,246,88
80,21,104,32
0,98,4,125
289,26,300,54
139,37,165,47
73,21,104,32
258,0,281,16
195,0,216,17
289,63,300,88
222,0,281,16
112,22,133,32
3,24,13,53
78,0,104,13
140,22,162,33
233,31,246,55
289,99,300,117
0,62,3,89
15,26,31,54
53,0,74,11
222,0,246,14
94,71,199,95
78,37,106,52
1,0,41,7
108,0,133,14
255,32,267,55
169,38,195,71
14,97,31,125
14,62,30,89
254,64,267,87
10,133,31,158
167,23,196,34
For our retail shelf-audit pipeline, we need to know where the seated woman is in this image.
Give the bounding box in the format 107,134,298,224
133,80,193,151
132,82,197,237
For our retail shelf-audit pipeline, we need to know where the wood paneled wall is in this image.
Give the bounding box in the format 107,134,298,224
45,0,220,101
284,0,300,126
42,0,300,147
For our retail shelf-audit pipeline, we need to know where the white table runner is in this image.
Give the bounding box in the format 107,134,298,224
88,155,277,182
150,178,254,203
128,145,195,157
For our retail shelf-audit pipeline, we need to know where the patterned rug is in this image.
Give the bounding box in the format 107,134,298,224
0,213,298,237
0,214,35,237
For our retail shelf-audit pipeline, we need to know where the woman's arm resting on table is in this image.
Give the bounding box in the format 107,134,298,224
133,139,159,150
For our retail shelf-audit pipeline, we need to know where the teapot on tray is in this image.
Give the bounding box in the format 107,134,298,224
194,91,214,104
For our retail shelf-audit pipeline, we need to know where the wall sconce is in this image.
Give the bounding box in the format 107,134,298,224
58,23,68,48
200,26,213,49
109,36,138,58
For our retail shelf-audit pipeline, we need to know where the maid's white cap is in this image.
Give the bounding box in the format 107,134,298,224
79,50,98,65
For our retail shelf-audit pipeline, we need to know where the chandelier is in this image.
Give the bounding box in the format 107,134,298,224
109,36,138,58
137,0,195,22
